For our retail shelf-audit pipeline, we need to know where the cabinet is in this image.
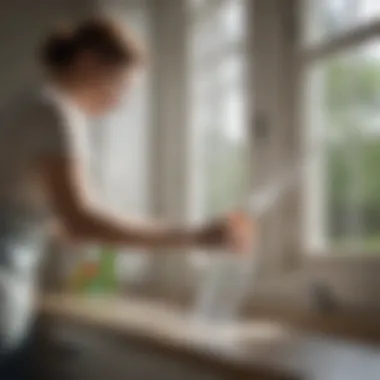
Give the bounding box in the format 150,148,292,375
33,319,225,380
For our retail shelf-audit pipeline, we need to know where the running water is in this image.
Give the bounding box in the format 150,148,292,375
192,150,312,325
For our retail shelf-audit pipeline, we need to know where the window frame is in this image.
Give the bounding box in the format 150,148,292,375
298,0,380,258
123,0,380,305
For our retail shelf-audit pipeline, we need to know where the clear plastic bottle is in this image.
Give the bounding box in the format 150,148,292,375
193,253,256,324
193,212,256,324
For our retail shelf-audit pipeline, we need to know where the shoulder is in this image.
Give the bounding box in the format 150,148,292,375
0,86,65,129
30,87,66,126
19,87,71,153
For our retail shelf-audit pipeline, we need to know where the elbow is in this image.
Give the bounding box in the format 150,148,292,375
57,204,93,240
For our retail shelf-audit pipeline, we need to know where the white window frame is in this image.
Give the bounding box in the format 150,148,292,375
297,0,380,258
87,0,380,303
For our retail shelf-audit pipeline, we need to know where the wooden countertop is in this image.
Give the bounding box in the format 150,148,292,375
249,306,380,346
38,294,380,380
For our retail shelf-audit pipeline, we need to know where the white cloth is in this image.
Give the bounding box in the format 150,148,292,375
0,85,88,350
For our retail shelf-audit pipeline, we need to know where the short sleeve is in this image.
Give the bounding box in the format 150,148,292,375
31,99,80,160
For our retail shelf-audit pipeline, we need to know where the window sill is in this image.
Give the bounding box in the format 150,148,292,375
305,251,380,263
245,302,380,346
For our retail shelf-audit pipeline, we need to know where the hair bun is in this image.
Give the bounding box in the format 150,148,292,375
39,17,145,72
40,27,76,69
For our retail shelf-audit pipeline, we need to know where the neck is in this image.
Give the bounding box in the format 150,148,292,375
48,74,88,113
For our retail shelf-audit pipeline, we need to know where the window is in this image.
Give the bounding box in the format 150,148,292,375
303,1,380,253
189,0,250,222
304,0,380,45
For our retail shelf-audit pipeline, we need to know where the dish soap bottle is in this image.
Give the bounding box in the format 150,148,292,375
96,245,118,293
68,247,100,294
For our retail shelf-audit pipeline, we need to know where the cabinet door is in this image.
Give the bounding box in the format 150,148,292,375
35,320,224,380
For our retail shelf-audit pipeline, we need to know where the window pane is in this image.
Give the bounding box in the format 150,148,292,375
202,87,248,216
191,18,220,61
305,0,380,45
217,0,245,43
215,54,245,88
191,61,248,218
189,0,250,274
190,0,245,66
306,40,380,251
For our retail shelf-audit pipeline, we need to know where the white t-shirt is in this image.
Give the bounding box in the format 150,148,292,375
0,86,89,216
0,85,88,350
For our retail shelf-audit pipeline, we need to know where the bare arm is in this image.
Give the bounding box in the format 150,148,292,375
38,156,217,249
30,99,241,252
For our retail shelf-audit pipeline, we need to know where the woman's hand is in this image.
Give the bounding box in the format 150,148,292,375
197,211,256,255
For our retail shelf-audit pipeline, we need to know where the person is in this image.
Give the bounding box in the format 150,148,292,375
0,17,254,379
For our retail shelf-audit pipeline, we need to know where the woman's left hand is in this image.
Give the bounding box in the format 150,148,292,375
224,211,257,255
198,211,257,255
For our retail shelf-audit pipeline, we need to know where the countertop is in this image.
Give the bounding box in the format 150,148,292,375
38,294,380,380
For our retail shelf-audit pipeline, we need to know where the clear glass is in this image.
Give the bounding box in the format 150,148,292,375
215,54,245,89
192,61,249,218
305,40,380,252
193,252,257,323
304,0,380,45
190,0,246,67
217,0,245,44
189,0,252,322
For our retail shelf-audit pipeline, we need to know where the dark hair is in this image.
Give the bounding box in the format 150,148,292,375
40,17,145,72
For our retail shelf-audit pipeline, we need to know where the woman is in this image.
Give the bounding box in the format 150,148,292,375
0,17,253,379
